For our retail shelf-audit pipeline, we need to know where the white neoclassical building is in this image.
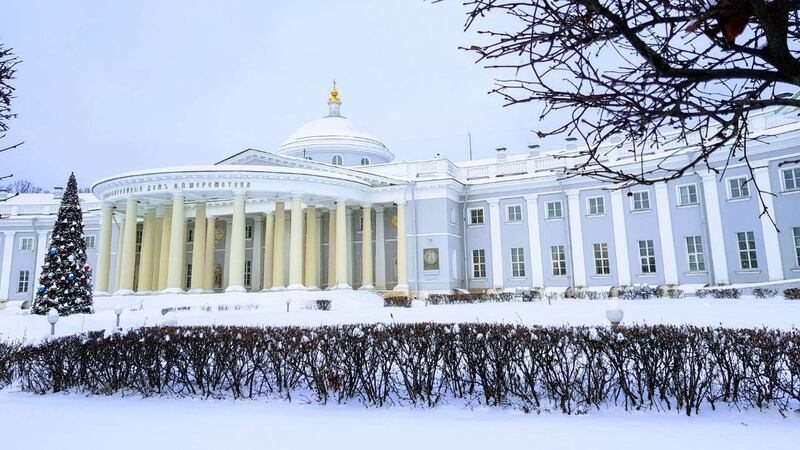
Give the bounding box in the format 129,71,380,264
1,87,800,303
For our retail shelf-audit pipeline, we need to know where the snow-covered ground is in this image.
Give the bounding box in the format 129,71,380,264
0,388,796,450
0,291,798,342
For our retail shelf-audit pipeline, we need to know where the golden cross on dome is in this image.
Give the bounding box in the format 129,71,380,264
329,79,341,104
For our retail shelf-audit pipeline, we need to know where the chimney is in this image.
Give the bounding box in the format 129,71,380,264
528,144,540,158
53,187,64,200
496,147,507,161
565,137,578,152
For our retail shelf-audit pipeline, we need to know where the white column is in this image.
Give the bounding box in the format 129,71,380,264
150,213,163,292
271,202,286,289
94,203,114,295
315,209,324,288
261,213,274,291
374,206,386,290
223,218,232,288
189,203,207,293
654,182,679,285
136,208,157,293
333,199,350,289
114,217,125,292
487,199,505,289
609,190,631,286
754,167,784,280
226,192,247,292
523,195,545,288
117,197,139,294
288,195,305,290
33,229,48,301
156,207,172,291
251,215,264,291
393,201,409,292
360,205,374,290
346,208,354,285
327,209,336,288
203,216,216,291
304,205,318,289
0,231,16,300
566,190,587,286
700,173,729,283
164,193,186,294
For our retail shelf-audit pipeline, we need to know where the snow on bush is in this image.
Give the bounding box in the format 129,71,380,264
6,323,800,416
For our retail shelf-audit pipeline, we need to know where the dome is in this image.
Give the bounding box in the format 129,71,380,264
277,87,394,166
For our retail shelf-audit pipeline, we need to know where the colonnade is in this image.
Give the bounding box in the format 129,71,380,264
93,193,409,295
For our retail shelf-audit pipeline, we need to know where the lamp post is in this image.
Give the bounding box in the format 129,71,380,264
606,299,624,329
114,305,123,329
285,298,291,313
47,309,59,336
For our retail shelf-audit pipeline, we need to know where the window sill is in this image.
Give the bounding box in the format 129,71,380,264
586,214,606,218
630,209,651,214
423,270,440,275
467,223,485,227
506,221,523,225
470,277,487,281
726,197,751,203
781,189,800,195
549,275,568,279
684,271,708,276
637,273,659,278
791,268,800,273
544,217,564,221
676,203,699,208
592,275,612,279
509,276,527,280
736,269,761,274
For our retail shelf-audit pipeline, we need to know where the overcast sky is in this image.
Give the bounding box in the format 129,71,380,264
1,1,554,189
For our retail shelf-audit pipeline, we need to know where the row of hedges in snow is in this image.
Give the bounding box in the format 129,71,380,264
6,324,800,415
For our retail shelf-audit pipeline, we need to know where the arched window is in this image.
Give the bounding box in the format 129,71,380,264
360,157,370,166
331,155,343,165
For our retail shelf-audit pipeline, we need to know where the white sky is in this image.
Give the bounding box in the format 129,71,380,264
1,1,555,189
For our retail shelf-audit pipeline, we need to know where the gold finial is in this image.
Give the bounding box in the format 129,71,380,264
328,79,340,104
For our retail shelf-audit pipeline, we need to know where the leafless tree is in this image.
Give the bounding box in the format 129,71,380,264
460,0,800,224
5,179,43,194
0,42,22,202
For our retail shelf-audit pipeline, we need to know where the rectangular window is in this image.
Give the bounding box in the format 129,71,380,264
469,208,485,225
185,263,192,289
631,191,650,211
728,177,750,199
782,167,800,191
85,235,96,249
244,260,252,287
186,227,194,243
506,205,523,223
586,197,605,216
471,249,486,278
245,225,253,239
551,245,567,277
685,236,706,272
17,270,30,293
737,231,758,270
136,228,143,247
545,200,563,219
677,184,698,206
793,227,800,267
638,240,657,274
510,247,525,278
593,243,610,275
18,237,33,252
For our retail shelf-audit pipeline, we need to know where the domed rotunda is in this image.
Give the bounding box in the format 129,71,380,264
277,85,394,166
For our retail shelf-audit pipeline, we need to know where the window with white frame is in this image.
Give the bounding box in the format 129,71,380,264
186,227,194,243
736,231,758,270
793,227,800,267
510,247,526,278
244,260,252,287
506,205,523,223
587,196,605,216
17,270,30,293
551,245,567,276
357,216,364,232
360,157,370,166
783,167,800,191
471,249,486,278
245,224,253,240
185,263,192,290
545,200,563,219
677,184,698,206
728,177,750,199
136,228,143,245
469,208,485,225
638,240,657,273
85,235,96,249
331,155,343,165
685,236,706,272
593,243,610,275
631,191,650,211
18,237,33,252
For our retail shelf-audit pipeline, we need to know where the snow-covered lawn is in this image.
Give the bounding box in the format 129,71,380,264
1,291,798,342
0,388,796,450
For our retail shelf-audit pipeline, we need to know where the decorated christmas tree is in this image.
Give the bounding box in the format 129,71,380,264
31,173,93,315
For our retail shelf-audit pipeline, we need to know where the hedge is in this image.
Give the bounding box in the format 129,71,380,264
5,324,800,416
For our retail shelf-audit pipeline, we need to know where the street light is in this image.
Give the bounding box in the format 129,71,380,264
47,309,59,336
285,298,291,313
605,299,624,329
114,305,123,329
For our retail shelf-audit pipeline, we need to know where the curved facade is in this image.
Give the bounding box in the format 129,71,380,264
1,90,800,301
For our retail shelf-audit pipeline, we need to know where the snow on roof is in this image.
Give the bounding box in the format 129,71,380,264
2,192,99,205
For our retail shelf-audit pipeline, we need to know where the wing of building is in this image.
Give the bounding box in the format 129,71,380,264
2,87,800,301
